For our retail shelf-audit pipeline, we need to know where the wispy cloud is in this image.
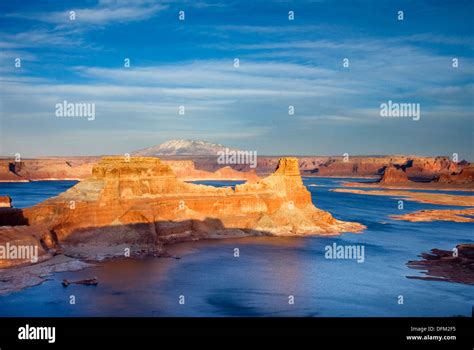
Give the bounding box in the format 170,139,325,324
7,1,167,25
0,28,84,49
0,0,472,157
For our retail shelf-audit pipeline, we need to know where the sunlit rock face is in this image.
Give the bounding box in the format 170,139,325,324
0,196,12,208
0,225,59,268
378,165,410,184
436,165,474,184
18,157,364,244
405,156,459,179
0,158,96,181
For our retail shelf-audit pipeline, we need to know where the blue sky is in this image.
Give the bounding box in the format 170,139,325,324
0,0,473,159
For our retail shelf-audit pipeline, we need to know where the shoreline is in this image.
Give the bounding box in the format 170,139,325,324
332,188,474,206
339,181,474,192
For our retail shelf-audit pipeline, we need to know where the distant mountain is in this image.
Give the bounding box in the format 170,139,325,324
132,140,239,156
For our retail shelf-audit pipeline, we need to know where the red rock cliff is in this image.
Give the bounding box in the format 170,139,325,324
436,166,474,184
21,157,364,242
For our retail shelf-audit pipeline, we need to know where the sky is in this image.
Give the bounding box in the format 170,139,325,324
0,0,473,159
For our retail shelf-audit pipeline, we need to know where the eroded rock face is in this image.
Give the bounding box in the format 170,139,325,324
436,166,474,184
0,196,12,208
0,158,96,182
378,165,410,184
22,157,363,241
1,153,470,182
407,244,474,285
0,225,56,268
405,156,459,179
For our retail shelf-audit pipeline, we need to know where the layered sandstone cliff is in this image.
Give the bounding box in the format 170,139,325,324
23,157,363,239
0,158,96,182
0,157,259,182
405,157,459,179
0,157,364,267
436,166,474,184
0,153,469,183
309,156,463,179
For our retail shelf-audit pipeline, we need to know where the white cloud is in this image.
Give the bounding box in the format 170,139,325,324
6,1,167,25
0,27,86,51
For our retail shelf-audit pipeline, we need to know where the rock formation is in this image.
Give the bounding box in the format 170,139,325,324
378,165,410,184
407,244,474,285
0,157,259,182
0,196,12,208
23,156,364,238
405,156,459,180
0,225,58,268
0,156,364,267
0,158,96,182
436,165,474,184
0,144,470,184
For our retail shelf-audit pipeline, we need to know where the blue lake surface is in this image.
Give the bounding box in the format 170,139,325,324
0,181,78,208
0,178,472,317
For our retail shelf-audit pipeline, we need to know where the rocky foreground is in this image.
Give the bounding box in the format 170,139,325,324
0,157,364,270
332,189,474,206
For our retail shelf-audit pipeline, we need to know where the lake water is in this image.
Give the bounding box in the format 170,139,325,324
0,178,472,317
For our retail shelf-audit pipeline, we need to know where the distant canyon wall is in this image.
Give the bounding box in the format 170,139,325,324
0,155,469,183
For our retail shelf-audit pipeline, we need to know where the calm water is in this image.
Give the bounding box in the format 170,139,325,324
0,181,78,208
0,178,472,317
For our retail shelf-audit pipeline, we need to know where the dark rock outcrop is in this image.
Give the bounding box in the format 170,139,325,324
436,165,474,184
407,244,474,285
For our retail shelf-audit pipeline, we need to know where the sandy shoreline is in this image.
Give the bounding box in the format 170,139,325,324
391,208,474,223
331,188,474,206
0,255,96,296
340,181,474,192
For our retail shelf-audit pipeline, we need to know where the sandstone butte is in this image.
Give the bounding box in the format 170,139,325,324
378,165,411,184
0,157,365,268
